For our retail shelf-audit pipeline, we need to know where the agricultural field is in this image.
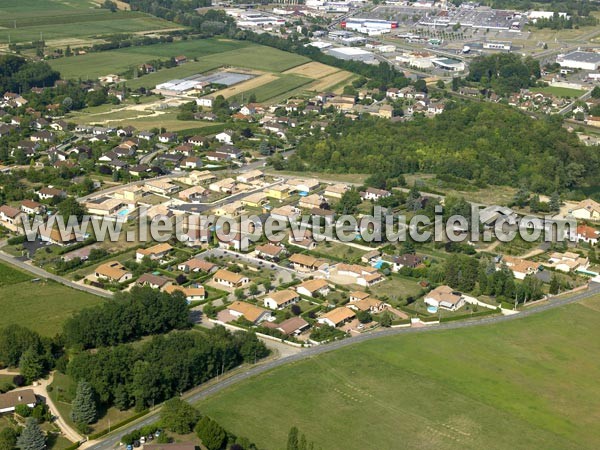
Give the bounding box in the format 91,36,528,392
200,294,600,450
228,74,313,103
0,0,177,45
50,40,306,81
0,261,104,336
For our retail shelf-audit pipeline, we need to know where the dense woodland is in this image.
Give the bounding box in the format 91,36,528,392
0,55,60,94
467,53,541,95
288,101,598,194
68,328,268,410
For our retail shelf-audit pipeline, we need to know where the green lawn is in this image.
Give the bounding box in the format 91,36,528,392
229,74,313,103
0,262,104,336
200,294,600,450
530,86,586,98
50,40,308,81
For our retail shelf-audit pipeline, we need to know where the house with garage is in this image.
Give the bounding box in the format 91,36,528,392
255,243,286,261
360,187,391,201
570,198,600,221
215,131,234,144
547,252,589,273
497,255,541,280
570,224,599,245
269,316,310,336
323,183,349,199
236,170,264,184
0,205,24,232
263,289,300,310
347,296,385,313
37,187,66,201
20,200,45,215
178,258,217,274
289,253,325,272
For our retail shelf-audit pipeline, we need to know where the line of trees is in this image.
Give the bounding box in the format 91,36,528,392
0,55,60,94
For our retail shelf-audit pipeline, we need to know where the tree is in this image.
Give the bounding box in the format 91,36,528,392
160,398,200,434
549,192,560,212
19,347,44,384
549,274,560,295
195,416,227,450
0,427,18,450
16,418,45,450
436,80,445,89
259,140,271,156
356,310,372,324
287,426,299,450
380,310,393,327
592,86,600,99
56,197,86,222
336,187,361,214
70,381,97,426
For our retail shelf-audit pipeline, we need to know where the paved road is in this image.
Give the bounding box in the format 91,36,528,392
85,282,600,450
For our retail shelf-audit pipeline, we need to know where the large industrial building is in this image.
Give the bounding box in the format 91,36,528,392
557,51,600,71
326,47,377,64
341,18,398,34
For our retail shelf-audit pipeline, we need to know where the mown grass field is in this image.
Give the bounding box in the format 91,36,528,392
50,39,307,81
200,294,600,450
530,86,586,98
0,0,176,45
0,261,104,336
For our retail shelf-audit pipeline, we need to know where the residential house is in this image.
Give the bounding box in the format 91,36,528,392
181,170,216,186
361,187,391,201
270,204,299,221
37,187,66,201
20,200,44,215
182,156,202,169
0,390,37,414
179,186,208,202
215,131,233,144
178,258,217,273
30,131,55,143
298,194,327,210
271,316,309,336
424,285,465,311
348,297,385,313
266,184,291,200
39,226,78,246
289,253,323,272
288,178,320,193
240,192,268,208
137,273,173,290
187,135,209,147
213,201,245,219
571,199,600,221
323,183,349,199
391,254,423,272
135,243,173,262
0,205,24,232
255,243,286,261
547,252,589,273
95,261,133,283
263,289,300,310
317,307,355,328
227,301,271,325
571,224,599,245
209,177,236,194
196,96,214,108
498,255,541,280
146,179,180,195
213,269,249,288
236,170,264,184
174,55,187,65
296,278,330,297
158,132,177,144
164,284,206,302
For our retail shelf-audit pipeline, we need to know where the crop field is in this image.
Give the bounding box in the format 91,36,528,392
308,70,356,93
228,74,313,103
283,61,341,78
0,261,104,336
0,0,177,45
217,73,279,99
200,294,600,450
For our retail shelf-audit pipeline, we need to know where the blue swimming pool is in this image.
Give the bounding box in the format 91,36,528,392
117,209,129,217
427,305,438,314
373,260,384,269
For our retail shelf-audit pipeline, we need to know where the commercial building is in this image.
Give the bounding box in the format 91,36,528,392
326,47,377,64
557,51,600,71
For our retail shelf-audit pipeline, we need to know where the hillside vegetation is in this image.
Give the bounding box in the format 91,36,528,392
290,101,598,194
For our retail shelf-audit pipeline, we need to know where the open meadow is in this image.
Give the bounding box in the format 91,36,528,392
200,294,600,450
0,261,104,336
0,0,177,45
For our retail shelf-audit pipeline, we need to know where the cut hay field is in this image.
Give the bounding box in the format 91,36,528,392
0,261,104,336
200,294,600,450
0,0,176,45
228,74,313,103
530,86,586,98
217,73,280,99
283,61,340,78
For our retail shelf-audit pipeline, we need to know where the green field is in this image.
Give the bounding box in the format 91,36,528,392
0,0,177,45
531,86,586,98
0,261,104,336
50,39,308,81
200,294,600,450
230,74,313,103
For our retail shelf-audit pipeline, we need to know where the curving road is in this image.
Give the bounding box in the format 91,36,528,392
84,281,600,450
